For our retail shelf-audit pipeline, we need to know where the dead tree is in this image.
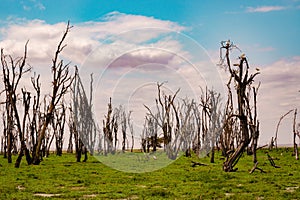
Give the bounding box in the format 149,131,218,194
52,104,66,156
32,22,74,165
248,85,260,163
29,73,41,158
292,109,299,160
180,98,196,157
68,111,84,162
219,77,237,157
144,82,182,159
220,40,260,172
273,109,294,149
1,41,32,167
103,98,113,155
194,88,223,162
15,89,32,166
141,114,160,153
199,88,210,157
70,67,97,161
112,108,119,152
208,90,223,163
1,111,7,157
67,122,73,153
119,105,127,152
128,111,134,152
192,100,202,155
3,98,13,163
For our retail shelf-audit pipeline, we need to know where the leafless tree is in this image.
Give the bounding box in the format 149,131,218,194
102,98,119,155
141,114,160,153
69,67,97,161
144,82,182,159
119,105,128,152
52,104,66,156
68,109,84,162
32,22,74,165
219,77,237,156
273,109,294,149
219,40,260,172
1,41,33,167
27,73,42,158
292,109,299,160
207,90,223,163
128,111,135,152
179,98,196,157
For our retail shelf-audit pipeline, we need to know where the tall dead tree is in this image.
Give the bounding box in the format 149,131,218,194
32,22,74,165
28,73,41,158
102,98,118,155
128,111,134,152
70,67,96,161
119,105,127,152
220,40,260,172
1,41,32,167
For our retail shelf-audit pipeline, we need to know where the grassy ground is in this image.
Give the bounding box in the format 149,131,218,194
0,148,299,199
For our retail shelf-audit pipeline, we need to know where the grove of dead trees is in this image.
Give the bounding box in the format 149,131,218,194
0,22,74,166
1,23,298,173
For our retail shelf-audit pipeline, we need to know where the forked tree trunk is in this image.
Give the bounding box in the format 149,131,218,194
32,22,73,165
220,40,259,172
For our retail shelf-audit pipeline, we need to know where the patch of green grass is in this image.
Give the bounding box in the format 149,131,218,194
0,148,300,199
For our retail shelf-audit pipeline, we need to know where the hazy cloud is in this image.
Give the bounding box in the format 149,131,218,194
35,2,46,10
256,56,300,144
21,0,45,11
246,6,286,13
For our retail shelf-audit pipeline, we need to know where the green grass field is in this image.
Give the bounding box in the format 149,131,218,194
0,148,299,199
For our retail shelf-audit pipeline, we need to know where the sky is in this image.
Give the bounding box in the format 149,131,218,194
0,0,300,146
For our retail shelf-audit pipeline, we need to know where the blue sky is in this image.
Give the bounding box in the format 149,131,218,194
1,0,300,64
0,0,300,145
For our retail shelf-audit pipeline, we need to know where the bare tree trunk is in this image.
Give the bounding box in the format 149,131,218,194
1,41,32,167
67,130,73,153
274,109,294,149
293,109,299,160
2,111,7,159
15,90,31,167
220,40,260,172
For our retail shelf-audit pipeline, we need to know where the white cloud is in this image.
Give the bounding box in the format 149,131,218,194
3,12,298,147
0,12,186,66
35,2,45,10
0,12,192,135
255,56,300,144
21,0,46,11
246,6,286,13
23,5,31,11
206,49,300,145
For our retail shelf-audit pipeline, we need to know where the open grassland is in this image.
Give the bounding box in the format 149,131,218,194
0,148,299,199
